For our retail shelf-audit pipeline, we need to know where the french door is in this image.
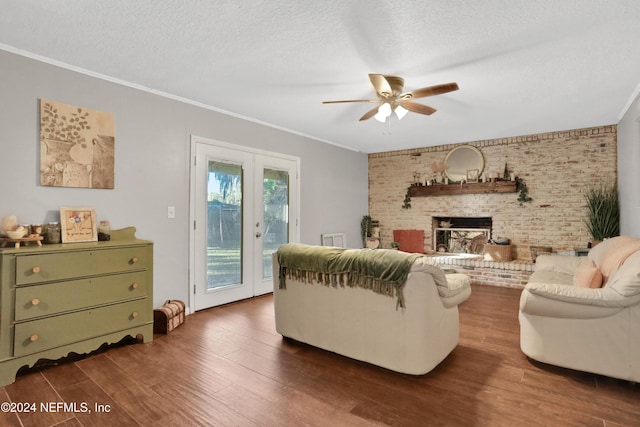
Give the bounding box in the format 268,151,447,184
191,137,299,311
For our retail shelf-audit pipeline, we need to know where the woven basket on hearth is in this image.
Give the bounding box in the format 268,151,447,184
483,244,513,261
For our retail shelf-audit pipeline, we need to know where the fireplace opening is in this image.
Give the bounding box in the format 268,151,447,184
432,217,492,254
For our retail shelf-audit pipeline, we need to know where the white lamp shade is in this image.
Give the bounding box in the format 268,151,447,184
394,105,408,120
374,103,392,122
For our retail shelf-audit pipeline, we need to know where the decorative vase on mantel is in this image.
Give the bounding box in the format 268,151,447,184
371,221,380,238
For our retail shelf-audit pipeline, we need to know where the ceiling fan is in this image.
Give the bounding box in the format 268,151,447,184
323,74,459,122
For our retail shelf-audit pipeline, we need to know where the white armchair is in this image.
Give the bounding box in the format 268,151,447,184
519,237,640,382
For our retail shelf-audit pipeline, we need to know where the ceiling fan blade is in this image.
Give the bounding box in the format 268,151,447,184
403,82,459,99
322,99,379,104
399,101,437,115
369,74,393,97
359,105,381,121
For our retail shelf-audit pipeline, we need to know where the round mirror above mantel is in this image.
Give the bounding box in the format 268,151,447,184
444,145,484,182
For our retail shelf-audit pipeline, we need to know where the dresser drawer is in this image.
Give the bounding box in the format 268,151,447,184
15,246,150,285
13,299,150,357
14,271,149,321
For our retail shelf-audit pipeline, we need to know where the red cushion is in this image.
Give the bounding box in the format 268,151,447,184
393,230,425,253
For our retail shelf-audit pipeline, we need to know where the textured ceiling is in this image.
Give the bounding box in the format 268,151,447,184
2,1,640,153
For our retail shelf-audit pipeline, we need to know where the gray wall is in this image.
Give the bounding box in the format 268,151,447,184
0,49,369,307
617,91,640,237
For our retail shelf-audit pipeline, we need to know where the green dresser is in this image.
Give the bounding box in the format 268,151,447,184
0,228,153,386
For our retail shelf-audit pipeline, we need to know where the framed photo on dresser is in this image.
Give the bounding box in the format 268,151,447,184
60,207,98,243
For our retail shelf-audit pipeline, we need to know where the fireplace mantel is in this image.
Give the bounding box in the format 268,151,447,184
409,180,517,197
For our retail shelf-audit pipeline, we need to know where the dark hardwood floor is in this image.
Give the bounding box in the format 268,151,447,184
2,284,639,426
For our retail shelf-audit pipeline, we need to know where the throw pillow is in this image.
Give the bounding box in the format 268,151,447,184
588,236,640,284
606,250,640,296
573,259,603,288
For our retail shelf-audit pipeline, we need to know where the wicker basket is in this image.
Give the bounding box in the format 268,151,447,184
483,244,512,261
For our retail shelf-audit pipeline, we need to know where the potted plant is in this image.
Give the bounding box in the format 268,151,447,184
583,182,620,245
360,215,372,247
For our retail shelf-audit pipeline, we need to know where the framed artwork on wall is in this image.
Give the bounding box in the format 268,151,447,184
40,99,115,189
60,207,98,243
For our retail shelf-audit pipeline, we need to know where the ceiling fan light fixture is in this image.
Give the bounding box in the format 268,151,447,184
323,74,458,123
374,102,392,122
394,105,408,120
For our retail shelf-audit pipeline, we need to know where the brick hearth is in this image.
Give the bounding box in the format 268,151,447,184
429,254,533,288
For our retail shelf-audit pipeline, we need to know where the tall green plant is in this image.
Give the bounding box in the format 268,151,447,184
583,182,620,241
360,215,372,247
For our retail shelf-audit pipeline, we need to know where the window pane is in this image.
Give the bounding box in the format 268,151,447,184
207,161,242,288
262,168,289,279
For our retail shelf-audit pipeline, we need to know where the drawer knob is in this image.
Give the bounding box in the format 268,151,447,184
32,266,41,274
31,298,40,306
30,334,39,342
131,256,139,264
131,311,139,318
131,282,139,290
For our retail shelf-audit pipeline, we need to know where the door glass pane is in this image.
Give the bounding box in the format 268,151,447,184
262,168,289,279
207,161,243,289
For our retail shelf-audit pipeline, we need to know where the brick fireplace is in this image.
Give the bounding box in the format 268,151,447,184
433,216,492,254
368,125,617,263
428,216,532,288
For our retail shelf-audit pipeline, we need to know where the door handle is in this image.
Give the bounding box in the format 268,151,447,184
255,232,262,238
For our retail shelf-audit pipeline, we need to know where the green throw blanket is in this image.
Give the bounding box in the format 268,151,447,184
276,243,423,308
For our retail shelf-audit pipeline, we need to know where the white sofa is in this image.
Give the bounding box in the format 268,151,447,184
272,244,471,375
519,236,640,382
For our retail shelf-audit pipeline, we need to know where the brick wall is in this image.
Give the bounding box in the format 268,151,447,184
368,125,618,260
